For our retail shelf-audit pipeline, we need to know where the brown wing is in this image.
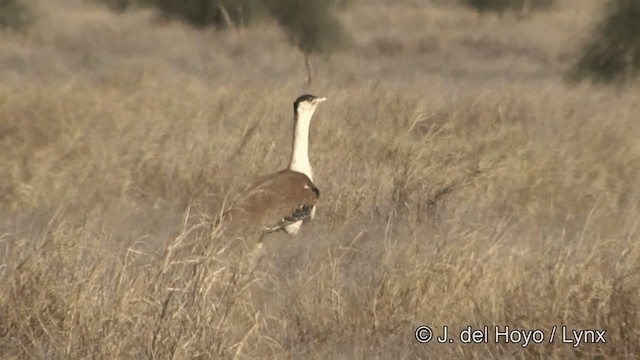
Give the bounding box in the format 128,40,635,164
223,170,319,233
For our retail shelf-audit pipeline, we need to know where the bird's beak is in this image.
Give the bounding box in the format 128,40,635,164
316,97,327,103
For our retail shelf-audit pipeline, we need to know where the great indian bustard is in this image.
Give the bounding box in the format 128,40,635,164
221,94,327,242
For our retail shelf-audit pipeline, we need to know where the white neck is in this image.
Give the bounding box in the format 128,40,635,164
288,110,313,181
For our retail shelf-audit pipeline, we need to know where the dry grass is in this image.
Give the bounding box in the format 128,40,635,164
1,0,639,358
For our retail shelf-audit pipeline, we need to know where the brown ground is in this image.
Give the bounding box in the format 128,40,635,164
0,0,638,358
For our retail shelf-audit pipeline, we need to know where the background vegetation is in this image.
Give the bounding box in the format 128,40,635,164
90,0,349,83
0,0,32,31
570,0,640,82
461,0,556,15
0,0,638,358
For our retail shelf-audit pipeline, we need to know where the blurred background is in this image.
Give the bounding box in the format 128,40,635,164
1,0,638,87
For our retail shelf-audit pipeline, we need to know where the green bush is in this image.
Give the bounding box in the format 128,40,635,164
93,0,350,48
92,0,349,84
93,0,350,84
153,0,221,27
570,0,640,83
91,0,267,28
0,0,33,31
217,0,268,28
152,0,267,28
266,0,349,84
266,0,348,56
461,0,555,15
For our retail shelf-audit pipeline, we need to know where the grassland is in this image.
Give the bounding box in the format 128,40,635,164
0,0,639,358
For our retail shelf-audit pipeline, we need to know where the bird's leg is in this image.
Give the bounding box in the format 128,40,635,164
244,233,264,273
257,231,267,247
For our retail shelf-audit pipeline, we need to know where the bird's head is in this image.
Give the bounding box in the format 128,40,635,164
294,94,327,115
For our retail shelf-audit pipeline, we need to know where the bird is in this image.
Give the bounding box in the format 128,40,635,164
221,94,327,242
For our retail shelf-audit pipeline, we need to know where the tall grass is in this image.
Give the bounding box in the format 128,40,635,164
0,0,638,358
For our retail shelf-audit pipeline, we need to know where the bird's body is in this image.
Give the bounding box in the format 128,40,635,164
223,169,319,235
221,94,326,240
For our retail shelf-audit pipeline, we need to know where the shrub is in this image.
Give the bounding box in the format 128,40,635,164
151,0,267,29
570,0,640,83
216,0,268,28
92,0,350,84
266,0,349,84
461,0,555,15
91,0,267,28
0,0,33,31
